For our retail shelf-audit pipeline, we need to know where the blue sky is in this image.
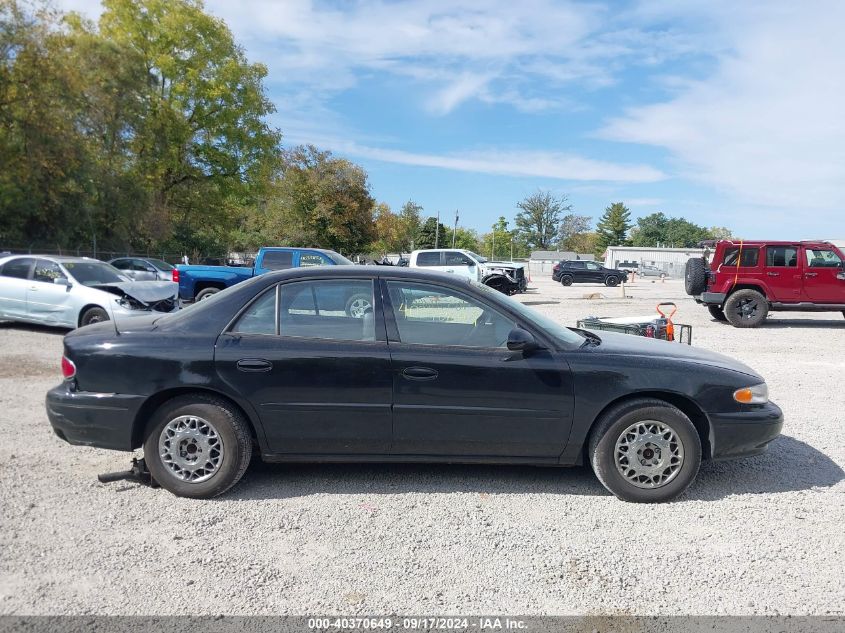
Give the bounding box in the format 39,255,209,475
61,0,845,239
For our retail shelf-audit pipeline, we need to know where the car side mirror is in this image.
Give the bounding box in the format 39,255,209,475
54,277,70,287
507,327,540,353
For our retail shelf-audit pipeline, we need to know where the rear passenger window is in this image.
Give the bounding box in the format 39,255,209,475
415,252,441,266
0,258,34,279
766,246,798,267
261,251,293,270
232,288,277,335
723,248,760,267
279,280,375,342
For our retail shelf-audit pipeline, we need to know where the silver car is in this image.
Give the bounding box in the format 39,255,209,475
0,255,180,328
108,256,175,281
638,264,667,278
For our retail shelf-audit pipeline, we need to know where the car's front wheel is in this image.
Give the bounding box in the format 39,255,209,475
144,394,252,498
80,306,109,327
560,274,573,286
605,275,619,287
588,398,701,503
724,289,768,328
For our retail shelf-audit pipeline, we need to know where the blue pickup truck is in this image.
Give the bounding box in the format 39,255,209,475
175,247,353,302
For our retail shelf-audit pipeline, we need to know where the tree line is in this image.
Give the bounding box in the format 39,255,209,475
0,0,731,261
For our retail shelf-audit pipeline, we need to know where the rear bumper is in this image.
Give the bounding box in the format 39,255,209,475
697,291,727,305
46,384,144,451
708,401,783,459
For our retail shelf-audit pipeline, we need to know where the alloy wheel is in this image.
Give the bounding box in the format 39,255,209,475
614,420,685,489
158,415,224,483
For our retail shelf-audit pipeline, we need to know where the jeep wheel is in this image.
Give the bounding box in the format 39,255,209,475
724,289,768,328
684,258,708,295
708,305,728,322
605,276,619,287
561,275,573,286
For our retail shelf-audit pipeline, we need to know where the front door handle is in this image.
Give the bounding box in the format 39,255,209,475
805,272,818,278
766,272,779,277
401,366,439,381
236,358,273,372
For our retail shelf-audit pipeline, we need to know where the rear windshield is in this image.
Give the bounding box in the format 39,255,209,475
63,262,126,285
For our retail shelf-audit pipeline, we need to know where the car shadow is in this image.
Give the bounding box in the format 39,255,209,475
0,321,69,335
762,318,845,328
223,435,842,502
521,301,560,306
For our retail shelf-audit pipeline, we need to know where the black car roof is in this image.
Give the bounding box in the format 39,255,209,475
258,265,472,285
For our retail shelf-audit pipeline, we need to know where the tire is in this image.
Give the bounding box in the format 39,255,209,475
143,394,252,499
724,289,769,328
345,292,373,318
80,307,109,327
708,305,728,322
588,398,702,503
561,275,573,286
195,287,221,302
684,258,708,295
605,275,619,287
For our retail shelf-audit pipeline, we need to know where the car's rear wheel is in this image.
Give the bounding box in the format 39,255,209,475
561,275,573,286
708,305,728,322
684,258,708,295
724,289,768,328
195,288,220,301
144,394,252,499
589,398,701,503
605,275,619,287
80,307,109,327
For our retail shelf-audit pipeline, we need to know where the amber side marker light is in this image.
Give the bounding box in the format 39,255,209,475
733,384,768,404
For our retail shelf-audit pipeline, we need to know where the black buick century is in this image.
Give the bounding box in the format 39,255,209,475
46,267,782,502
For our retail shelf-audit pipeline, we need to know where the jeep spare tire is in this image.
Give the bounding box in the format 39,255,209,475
684,258,708,295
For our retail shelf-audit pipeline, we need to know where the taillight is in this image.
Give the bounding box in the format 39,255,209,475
61,355,76,380
172,268,180,283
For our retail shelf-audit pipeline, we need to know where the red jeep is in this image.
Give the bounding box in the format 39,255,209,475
685,240,845,327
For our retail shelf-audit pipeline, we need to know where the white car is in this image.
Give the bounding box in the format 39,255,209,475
0,255,180,328
407,249,527,294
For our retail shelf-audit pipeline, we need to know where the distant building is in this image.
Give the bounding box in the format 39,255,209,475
529,250,595,275
603,246,704,278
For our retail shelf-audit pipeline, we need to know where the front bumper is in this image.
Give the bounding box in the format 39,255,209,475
708,401,783,459
46,383,144,451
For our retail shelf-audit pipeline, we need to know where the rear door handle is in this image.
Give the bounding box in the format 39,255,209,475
805,272,818,278
236,358,273,372
401,366,438,381
766,272,779,277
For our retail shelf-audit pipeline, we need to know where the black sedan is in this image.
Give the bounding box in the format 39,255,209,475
46,267,782,502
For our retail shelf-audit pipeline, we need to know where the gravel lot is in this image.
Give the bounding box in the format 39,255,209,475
1,277,843,615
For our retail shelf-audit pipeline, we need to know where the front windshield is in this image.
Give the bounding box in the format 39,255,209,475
148,258,174,271
471,281,585,347
63,262,127,285
468,251,487,263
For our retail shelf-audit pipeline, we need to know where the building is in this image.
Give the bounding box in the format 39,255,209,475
529,250,595,276
603,246,705,278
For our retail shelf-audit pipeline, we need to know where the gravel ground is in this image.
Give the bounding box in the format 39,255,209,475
1,277,843,616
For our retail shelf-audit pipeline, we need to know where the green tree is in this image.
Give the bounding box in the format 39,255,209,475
445,227,481,252
398,200,423,251
515,190,572,249
631,212,723,248
416,216,447,249
596,202,633,252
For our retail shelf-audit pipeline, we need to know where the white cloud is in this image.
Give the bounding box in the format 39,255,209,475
600,1,845,223
285,138,665,183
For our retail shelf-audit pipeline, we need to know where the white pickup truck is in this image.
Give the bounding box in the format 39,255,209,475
407,249,527,294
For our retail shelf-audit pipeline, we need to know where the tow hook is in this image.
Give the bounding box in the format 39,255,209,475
97,457,158,488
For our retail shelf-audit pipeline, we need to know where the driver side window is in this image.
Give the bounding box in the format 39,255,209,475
386,282,515,348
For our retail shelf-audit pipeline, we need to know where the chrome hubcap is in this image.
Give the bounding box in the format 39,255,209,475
348,297,372,318
158,416,224,483
615,420,685,489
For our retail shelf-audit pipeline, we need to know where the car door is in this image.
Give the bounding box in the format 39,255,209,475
0,258,35,320
215,278,393,455
131,259,159,281
584,261,605,283
763,245,802,302
442,250,478,280
25,259,75,326
802,246,845,302
383,279,574,458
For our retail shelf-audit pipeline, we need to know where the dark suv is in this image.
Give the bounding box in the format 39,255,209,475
552,260,629,287
685,239,845,327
